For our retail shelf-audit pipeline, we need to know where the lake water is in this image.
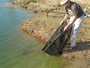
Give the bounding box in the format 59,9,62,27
0,0,69,68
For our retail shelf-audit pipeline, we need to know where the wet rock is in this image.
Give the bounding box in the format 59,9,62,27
12,1,17,4
22,5,27,9
33,10,38,13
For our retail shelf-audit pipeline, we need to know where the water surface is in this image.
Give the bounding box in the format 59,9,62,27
0,0,69,68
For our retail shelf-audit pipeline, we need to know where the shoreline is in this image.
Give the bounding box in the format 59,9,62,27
10,1,90,60
10,1,90,67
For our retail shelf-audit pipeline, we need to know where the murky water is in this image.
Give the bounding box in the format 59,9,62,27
0,0,69,68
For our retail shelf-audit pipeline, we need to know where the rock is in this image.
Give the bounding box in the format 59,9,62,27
12,1,17,4
22,5,27,9
33,10,38,13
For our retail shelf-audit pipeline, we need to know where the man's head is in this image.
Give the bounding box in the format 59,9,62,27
60,0,70,6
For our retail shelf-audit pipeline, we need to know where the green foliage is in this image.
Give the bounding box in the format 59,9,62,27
28,0,36,3
84,22,87,24
25,0,36,5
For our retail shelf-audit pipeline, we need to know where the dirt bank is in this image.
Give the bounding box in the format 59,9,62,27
22,9,90,67
21,11,90,60
11,0,90,60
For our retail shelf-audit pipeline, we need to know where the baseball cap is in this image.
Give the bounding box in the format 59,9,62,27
60,0,68,5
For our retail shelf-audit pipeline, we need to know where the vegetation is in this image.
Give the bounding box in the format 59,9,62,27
25,0,36,5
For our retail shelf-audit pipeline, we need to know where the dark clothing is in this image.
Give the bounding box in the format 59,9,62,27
65,1,84,18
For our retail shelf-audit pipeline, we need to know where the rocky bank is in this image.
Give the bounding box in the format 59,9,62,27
11,0,90,61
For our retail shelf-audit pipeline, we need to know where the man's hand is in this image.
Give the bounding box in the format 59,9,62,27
64,25,69,31
60,21,63,25
60,14,69,25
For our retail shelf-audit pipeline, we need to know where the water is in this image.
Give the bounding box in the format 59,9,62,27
0,0,69,68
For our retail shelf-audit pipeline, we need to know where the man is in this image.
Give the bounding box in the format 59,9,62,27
60,0,84,50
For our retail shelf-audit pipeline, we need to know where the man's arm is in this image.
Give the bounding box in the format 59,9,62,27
64,15,77,31
60,14,69,25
